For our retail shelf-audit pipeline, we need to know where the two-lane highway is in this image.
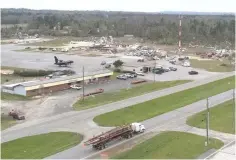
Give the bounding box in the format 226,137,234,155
1,72,235,159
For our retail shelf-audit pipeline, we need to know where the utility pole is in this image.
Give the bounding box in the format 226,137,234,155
206,97,210,146
178,15,182,57
233,89,235,133
154,60,156,82
82,66,85,102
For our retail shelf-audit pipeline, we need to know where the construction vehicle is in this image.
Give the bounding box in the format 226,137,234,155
84,88,104,97
8,110,25,120
131,80,147,84
84,122,145,150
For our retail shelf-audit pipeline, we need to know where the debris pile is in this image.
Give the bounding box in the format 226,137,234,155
196,49,235,59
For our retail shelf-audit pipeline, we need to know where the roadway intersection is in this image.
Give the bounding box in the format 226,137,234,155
1,71,235,159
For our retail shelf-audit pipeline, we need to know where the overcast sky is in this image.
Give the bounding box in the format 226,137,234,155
1,0,236,12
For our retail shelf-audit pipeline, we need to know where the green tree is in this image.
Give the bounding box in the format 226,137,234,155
113,60,124,68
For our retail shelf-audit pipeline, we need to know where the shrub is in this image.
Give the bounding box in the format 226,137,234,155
113,68,121,73
14,70,54,77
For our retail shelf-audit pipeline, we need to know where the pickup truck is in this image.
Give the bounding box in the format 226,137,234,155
70,84,82,90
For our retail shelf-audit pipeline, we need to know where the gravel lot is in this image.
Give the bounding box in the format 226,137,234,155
1,78,142,121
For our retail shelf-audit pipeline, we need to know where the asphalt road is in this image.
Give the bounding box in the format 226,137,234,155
1,44,136,73
45,89,235,159
1,72,235,159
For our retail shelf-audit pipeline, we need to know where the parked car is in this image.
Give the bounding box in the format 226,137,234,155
105,64,111,68
189,70,198,75
70,84,82,90
169,67,177,71
125,73,135,78
163,67,170,72
117,75,128,80
137,59,144,62
153,69,164,74
101,61,106,65
136,72,145,76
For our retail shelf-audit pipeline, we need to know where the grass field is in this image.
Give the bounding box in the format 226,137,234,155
27,37,79,47
1,92,31,101
73,80,190,111
13,48,36,52
1,132,83,159
94,76,235,126
190,59,234,72
113,131,223,159
187,99,235,134
1,114,17,131
1,66,50,84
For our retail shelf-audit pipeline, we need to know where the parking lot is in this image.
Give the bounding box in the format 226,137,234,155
1,76,145,121
125,59,224,81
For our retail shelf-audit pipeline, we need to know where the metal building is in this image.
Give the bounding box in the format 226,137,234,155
2,70,113,96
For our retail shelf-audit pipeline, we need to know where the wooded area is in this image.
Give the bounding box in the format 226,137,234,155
1,8,235,47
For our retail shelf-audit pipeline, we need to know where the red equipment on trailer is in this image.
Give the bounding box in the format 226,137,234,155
84,125,134,150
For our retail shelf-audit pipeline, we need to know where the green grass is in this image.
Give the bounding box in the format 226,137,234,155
80,54,102,57
110,71,120,80
94,76,235,126
190,59,235,72
27,37,78,47
1,92,31,101
1,66,52,84
1,66,36,71
13,48,36,52
1,114,17,130
1,132,83,159
187,100,235,134
73,80,190,111
1,74,21,84
113,131,223,159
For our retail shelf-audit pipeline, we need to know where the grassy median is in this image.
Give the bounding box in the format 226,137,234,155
94,76,235,126
1,114,17,130
1,92,31,101
187,99,235,134
73,80,190,110
1,132,83,159
113,131,223,159
190,59,234,72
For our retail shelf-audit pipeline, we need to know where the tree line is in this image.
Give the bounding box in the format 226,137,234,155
1,8,235,47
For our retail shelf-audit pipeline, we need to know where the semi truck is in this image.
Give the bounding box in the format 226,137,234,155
84,122,145,150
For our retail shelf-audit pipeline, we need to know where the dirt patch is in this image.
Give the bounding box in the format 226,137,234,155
189,56,212,61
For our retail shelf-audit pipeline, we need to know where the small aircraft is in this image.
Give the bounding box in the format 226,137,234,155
54,56,74,67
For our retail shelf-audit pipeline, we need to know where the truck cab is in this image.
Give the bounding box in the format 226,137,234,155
131,122,145,133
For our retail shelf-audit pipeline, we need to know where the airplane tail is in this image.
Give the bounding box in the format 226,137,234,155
54,56,58,64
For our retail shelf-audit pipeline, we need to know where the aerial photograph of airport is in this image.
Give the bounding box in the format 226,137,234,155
0,0,235,159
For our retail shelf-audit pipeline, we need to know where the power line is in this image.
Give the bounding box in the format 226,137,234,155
206,97,210,146
233,89,235,133
82,66,85,102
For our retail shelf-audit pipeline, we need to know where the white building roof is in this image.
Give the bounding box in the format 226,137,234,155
3,70,112,88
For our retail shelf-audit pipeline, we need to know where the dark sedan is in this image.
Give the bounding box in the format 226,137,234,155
189,71,199,75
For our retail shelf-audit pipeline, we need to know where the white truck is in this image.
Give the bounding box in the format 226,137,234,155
131,122,146,133
70,84,82,90
84,122,145,150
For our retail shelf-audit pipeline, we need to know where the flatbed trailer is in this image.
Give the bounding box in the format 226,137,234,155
84,125,134,150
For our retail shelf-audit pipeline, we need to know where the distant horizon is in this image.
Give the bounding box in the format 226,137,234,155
1,0,236,13
2,8,235,15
